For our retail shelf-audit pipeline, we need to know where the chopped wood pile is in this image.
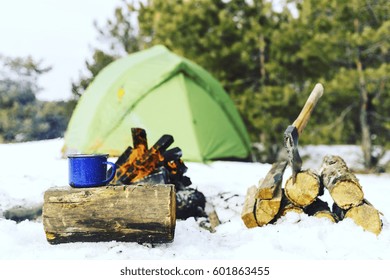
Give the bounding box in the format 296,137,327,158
242,155,383,235
109,128,206,220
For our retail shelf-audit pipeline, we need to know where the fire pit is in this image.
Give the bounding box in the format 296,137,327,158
109,127,206,219
42,128,206,245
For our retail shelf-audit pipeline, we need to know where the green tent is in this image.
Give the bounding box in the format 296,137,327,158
63,45,251,162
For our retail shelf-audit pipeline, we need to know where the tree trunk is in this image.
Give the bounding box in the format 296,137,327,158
354,18,373,169
259,34,266,84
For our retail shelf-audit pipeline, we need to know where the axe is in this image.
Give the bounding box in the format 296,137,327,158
284,83,324,183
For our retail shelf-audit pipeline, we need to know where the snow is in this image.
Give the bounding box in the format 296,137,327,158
0,139,389,260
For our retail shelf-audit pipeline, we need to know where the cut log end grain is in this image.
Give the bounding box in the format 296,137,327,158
279,205,304,217
241,186,259,228
330,181,364,209
313,211,337,223
284,170,321,207
255,186,282,226
345,203,382,235
275,189,303,218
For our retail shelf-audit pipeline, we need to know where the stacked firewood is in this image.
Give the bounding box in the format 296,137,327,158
109,128,206,220
242,155,383,235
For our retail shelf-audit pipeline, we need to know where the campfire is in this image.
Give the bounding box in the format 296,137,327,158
109,127,205,219
42,127,207,245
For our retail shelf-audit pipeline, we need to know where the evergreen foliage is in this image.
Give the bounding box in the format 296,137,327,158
70,0,390,167
0,55,73,142
23,0,390,168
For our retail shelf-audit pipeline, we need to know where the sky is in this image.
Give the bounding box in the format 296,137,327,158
0,0,120,101
0,0,293,102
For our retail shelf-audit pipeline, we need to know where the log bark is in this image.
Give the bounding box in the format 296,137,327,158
320,155,364,209
333,200,382,235
241,185,259,228
256,161,287,199
255,186,282,226
43,184,176,244
284,170,322,207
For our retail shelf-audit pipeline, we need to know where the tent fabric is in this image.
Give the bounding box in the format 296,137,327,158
63,45,251,162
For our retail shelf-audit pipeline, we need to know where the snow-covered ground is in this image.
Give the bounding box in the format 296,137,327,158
0,139,389,260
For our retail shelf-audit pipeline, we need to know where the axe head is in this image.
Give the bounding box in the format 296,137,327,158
284,125,302,183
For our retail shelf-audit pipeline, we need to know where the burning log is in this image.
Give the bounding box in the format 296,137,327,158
43,184,176,244
110,128,188,186
284,169,323,207
320,155,364,209
332,200,382,235
109,128,204,219
111,129,173,184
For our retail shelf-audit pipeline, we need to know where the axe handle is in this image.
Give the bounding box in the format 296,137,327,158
292,83,324,135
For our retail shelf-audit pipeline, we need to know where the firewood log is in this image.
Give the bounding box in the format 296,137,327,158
255,186,282,226
304,198,337,223
278,189,304,217
43,184,176,244
284,170,323,207
241,185,259,228
256,161,287,199
333,200,382,235
320,155,364,209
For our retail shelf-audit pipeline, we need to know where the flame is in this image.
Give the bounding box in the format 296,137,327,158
167,160,178,175
113,143,165,183
131,145,164,182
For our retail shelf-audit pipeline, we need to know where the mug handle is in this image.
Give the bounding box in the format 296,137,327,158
102,161,117,185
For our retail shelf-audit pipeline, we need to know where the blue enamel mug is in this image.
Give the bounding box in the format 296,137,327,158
68,154,117,188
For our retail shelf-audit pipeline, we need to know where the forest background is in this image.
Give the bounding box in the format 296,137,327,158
0,0,389,171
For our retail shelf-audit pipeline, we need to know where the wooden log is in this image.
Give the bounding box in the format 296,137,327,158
200,202,221,233
304,198,337,223
278,189,304,217
284,169,322,207
43,184,176,244
176,187,206,220
3,203,43,223
333,200,382,235
320,155,364,209
241,185,259,228
314,211,337,222
256,161,287,199
255,186,282,226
